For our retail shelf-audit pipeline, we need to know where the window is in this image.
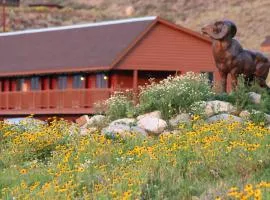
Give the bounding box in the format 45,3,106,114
31,77,40,90
201,72,214,85
96,73,108,88
16,78,24,91
58,76,67,90
73,74,85,89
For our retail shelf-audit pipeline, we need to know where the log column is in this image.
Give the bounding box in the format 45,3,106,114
133,70,138,92
110,73,118,89
3,79,9,92
51,77,58,90
0,79,2,92
87,74,96,88
43,77,50,90
133,70,138,102
11,79,17,91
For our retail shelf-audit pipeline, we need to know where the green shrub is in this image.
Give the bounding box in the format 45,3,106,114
138,72,214,119
105,91,135,121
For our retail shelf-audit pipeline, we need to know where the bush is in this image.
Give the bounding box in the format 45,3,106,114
104,91,135,121
213,76,270,111
138,72,214,119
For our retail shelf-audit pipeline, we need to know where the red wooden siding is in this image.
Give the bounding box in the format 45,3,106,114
115,22,216,72
111,70,176,89
112,71,133,88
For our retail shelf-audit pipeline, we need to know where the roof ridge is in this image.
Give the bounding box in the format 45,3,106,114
0,16,157,37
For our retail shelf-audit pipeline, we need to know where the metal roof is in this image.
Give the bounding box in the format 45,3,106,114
0,17,156,76
0,16,157,37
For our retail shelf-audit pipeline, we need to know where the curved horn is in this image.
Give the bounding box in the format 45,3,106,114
224,20,237,38
209,21,229,39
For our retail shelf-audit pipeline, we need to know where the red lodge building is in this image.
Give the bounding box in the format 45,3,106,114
0,16,218,120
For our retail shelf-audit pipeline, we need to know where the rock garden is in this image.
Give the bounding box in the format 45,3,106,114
0,72,269,199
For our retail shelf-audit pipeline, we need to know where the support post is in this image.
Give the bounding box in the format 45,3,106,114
11,79,16,91
3,79,9,91
87,74,95,88
43,77,50,90
133,70,138,102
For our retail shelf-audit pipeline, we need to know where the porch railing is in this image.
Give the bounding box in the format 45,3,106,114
0,88,113,114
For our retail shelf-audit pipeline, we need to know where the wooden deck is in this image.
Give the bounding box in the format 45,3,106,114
0,88,112,115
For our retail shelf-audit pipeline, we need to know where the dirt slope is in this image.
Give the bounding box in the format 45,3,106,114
1,0,270,50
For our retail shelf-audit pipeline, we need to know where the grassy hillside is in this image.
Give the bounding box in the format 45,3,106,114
2,0,270,50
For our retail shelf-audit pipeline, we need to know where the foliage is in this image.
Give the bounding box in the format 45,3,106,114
138,72,214,119
214,76,270,115
104,91,135,121
0,119,269,199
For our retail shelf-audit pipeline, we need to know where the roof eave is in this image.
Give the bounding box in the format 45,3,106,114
0,66,112,77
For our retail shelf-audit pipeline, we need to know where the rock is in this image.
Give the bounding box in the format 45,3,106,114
102,124,130,136
204,100,236,117
130,126,148,137
75,115,90,127
207,114,243,124
239,110,251,119
110,118,136,127
137,111,162,120
169,113,191,127
102,124,147,138
267,125,270,130
80,127,97,136
248,92,261,104
138,117,167,136
87,115,106,127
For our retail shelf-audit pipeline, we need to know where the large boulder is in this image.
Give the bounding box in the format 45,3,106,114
207,114,243,124
239,110,270,125
87,115,106,127
75,115,90,127
137,117,167,136
137,111,162,120
102,124,147,138
110,118,136,127
203,100,236,117
102,124,131,138
76,115,106,128
248,92,261,104
239,110,251,120
169,113,191,127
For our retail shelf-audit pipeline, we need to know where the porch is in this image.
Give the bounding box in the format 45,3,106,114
0,88,112,115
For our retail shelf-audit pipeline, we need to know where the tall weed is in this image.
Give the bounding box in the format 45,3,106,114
138,72,213,119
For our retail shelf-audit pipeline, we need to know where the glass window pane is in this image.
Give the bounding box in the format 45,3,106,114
17,78,24,91
96,73,108,88
31,77,40,90
58,76,67,90
73,75,84,89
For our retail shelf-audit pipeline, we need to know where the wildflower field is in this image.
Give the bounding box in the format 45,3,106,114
0,118,269,199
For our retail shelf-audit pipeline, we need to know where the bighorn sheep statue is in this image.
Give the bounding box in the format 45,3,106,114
201,20,270,92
